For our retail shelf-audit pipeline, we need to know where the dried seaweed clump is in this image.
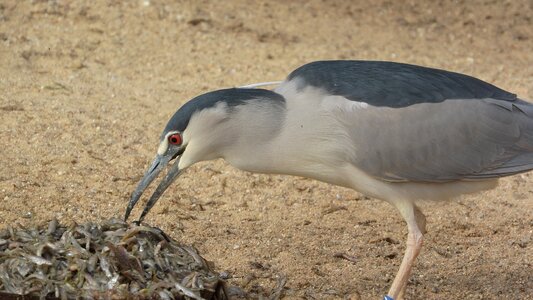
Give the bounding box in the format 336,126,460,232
0,218,227,300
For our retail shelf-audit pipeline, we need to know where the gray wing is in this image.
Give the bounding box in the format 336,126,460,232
346,98,533,182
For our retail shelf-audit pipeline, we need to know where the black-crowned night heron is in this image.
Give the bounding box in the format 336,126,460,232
124,60,533,300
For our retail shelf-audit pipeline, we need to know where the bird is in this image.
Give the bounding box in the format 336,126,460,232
124,60,533,300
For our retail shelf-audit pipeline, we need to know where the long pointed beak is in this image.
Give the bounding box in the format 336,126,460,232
124,154,181,222
137,159,182,223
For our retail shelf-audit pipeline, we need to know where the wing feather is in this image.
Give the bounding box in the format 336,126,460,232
343,98,533,182
284,60,531,182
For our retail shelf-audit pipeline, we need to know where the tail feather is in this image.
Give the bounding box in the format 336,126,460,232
464,153,533,179
514,99,533,150
464,98,533,179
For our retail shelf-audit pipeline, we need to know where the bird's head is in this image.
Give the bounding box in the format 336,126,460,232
124,88,285,223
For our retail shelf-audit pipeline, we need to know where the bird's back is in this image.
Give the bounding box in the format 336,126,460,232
278,60,533,184
287,60,517,108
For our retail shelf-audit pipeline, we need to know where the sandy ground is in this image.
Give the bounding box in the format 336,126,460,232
1,0,533,299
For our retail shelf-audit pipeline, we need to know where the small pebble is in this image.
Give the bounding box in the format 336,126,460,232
219,271,231,279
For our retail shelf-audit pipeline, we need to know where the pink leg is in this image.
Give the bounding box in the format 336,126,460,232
386,202,426,300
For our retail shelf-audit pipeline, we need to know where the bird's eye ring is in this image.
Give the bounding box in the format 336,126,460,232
168,133,182,145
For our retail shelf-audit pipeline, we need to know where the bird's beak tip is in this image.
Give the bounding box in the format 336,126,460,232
135,158,182,223
124,154,183,223
124,155,167,222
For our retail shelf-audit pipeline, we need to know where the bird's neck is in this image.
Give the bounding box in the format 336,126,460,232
224,91,354,188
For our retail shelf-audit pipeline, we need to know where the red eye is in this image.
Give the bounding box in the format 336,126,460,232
168,133,182,145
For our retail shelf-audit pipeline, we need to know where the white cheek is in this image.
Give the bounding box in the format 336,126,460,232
157,139,169,155
178,150,193,170
177,141,203,170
